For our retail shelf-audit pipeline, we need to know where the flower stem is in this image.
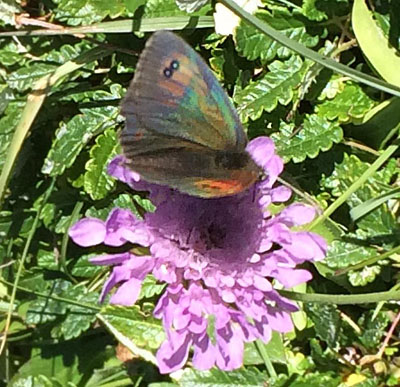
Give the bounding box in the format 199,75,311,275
279,289,400,304
255,340,277,378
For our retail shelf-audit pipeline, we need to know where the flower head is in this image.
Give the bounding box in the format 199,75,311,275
69,137,326,373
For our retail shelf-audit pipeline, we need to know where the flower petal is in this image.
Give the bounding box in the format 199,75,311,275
157,331,192,374
110,277,143,306
69,218,106,247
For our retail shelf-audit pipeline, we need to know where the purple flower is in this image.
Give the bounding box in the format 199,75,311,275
69,137,327,373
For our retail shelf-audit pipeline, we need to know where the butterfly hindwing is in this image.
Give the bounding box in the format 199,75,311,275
125,145,260,198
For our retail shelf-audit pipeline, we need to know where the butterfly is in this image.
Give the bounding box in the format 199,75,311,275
120,30,261,198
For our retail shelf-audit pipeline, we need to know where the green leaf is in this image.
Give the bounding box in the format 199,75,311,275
358,311,390,350
83,128,118,200
0,0,22,26
350,187,400,221
42,105,119,177
348,265,381,287
0,101,23,170
37,247,59,271
139,275,166,300
133,194,156,213
178,367,266,386
235,9,321,62
175,0,209,13
324,231,378,270
84,193,141,220
70,253,105,278
305,303,342,349
26,282,71,324
144,0,211,17
234,55,303,122
244,332,286,365
7,63,57,92
125,0,146,13
322,154,399,237
352,0,400,87
9,335,114,386
271,115,343,163
301,0,349,21
271,372,341,387
99,304,165,351
54,0,127,26
61,291,98,339
0,41,26,67
348,97,400,149
316,82,376,123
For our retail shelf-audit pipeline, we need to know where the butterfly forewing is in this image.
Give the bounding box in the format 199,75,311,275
121,31,247,152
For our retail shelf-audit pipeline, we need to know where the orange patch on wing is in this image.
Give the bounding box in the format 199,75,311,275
194,178,246,197
161,79,185,98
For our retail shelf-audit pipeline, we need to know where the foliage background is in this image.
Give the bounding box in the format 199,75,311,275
1,0,400,385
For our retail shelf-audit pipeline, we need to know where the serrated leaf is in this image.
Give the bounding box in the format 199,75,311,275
271,115,343,163
324,231,377,270
45,41,95,65
0,101,23,170
26,280,72,324
274,372,341,387
305,303,342,349
235,55,303,122
37,248,59,271
99,304,165,350
54,0,127,26
235,9,321,61
301,0,349,22
175,0,209,13
0,85,14,116
358,311,390,350
145,0,210,17
83,128,118,200
84,193,141,221
71,253,105,277
178,366,266,386
42,105,119,177
139,275,166,300
348,265,381,287
61,292,98,339
316,82,376,123
133,194,156,213
7,63,57,92
0,41,25,67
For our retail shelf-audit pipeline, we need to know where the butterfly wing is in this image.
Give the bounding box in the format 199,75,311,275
120,31,260,197
124,142,260,198
120,30,247,152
